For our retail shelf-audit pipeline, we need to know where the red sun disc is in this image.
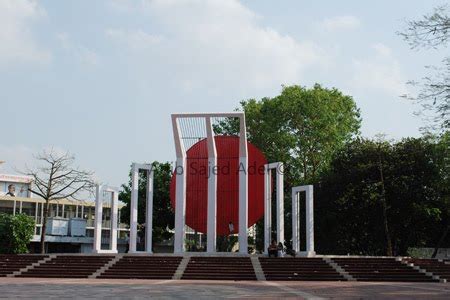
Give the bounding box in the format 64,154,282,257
170,136,267,235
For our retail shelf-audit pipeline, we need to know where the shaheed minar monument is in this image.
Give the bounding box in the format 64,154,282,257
93,112,315,256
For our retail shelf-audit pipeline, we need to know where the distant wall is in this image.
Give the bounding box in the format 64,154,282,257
407,247,450,259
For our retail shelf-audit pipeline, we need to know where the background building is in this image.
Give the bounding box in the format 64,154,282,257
0,173,129,253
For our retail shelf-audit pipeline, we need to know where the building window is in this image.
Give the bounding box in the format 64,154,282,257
76,205,83,218
36,203,42,224
21,201,36,218
15,200,21,215
57,204,63,217
64,205,76,219
0,199,14,214
50,204,57,217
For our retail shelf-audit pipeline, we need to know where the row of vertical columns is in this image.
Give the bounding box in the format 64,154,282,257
130,163,154,253
172,113,248,254
93,184,119,253
292,185,315,256
264,162,284,253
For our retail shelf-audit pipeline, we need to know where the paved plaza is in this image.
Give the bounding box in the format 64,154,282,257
0,278,449,299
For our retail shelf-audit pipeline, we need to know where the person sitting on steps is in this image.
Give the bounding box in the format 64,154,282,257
268,239,278,257
277,242,285,257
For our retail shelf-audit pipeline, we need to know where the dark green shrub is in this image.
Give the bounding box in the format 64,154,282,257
0,213,35,254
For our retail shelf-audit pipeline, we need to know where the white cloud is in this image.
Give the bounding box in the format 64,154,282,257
321,15,361,31
372,42,392,57
0,145,35,175
57,33,99,66
350,43,407,95
0,0,50,66
106,29,163,50
0,145,98,200
0,145,76,175
108,0,142,13
105,0,329,93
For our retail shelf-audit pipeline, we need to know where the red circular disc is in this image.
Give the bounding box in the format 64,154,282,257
170,136,267,236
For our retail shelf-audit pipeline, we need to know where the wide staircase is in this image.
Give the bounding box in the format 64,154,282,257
182,257,256,280
99,256,182,279
3,254,449,282
405,258,450,281
259,257,345,281
0,255,47,277
18,255,114,278
332,257,438,282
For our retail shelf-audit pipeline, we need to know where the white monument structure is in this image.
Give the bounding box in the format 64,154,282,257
92,112,315,256
171,112,248,254
129,163,154,253
264,162,284,254
292,185,315,257
93,184,119,253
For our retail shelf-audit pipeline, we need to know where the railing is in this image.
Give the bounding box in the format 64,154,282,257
32,217,129,232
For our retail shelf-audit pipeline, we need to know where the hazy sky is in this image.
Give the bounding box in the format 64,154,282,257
0,0,447,189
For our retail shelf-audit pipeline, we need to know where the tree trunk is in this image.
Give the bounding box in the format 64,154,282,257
378,151,393,256
40,200,49,254
432,225,450,258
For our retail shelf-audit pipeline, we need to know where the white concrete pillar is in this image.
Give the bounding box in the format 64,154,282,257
206,117,217,253
264,166,271,254
145,169,154,253
34,203,39,235
93,184,103,252
276,163,284,244
291,185,315,256
130,164,139,253
174,157,187,253
93,185,119,254
130,163,154,254
306,185,314,255
292,189,299,253
172,116,187,253
238,114,248,254
110,189,119,252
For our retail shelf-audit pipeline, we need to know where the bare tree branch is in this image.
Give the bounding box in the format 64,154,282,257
20,149,94,254
398,5,450,49
398,6,449,134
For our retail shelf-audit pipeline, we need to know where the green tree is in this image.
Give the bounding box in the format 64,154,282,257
216,84,361,247
0,213,35,254
316,136,449,256
427,132,450,257
217,84,361,185
120,162,175,245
